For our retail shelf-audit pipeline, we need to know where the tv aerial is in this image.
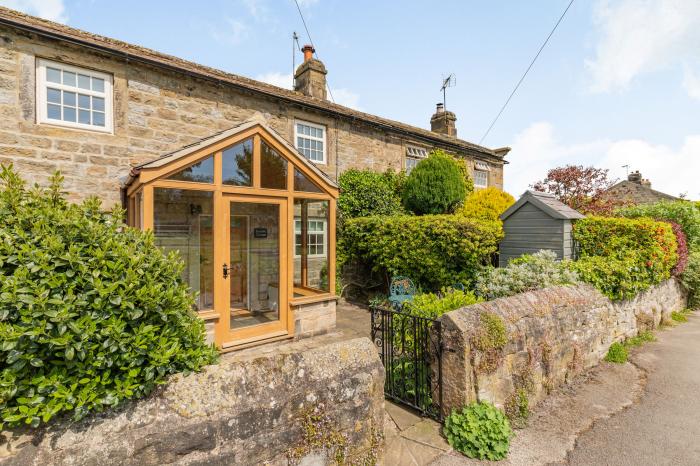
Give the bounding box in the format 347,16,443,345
440,74,456,111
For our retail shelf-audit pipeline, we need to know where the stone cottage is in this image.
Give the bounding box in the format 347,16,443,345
0,7,509,350
604,170,681,205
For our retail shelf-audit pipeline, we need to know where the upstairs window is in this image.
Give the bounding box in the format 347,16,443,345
36,59,113,133
295,120,326,164
474,161,490,188
405,146,428,174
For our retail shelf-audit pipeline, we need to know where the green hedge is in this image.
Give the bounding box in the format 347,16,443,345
571,217,678,300
340,215,502,290
616,200,700,249
0,166,217,428
338,169,405,221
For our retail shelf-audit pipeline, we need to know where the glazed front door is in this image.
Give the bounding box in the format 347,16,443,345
221,196,288,346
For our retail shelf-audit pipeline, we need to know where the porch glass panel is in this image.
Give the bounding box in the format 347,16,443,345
294,199,330,293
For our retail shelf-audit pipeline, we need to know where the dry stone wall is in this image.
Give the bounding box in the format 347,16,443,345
0,337,384,466
438,279,686,417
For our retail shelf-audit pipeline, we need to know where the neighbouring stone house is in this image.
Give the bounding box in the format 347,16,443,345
604,171,681,205
0,7,509,351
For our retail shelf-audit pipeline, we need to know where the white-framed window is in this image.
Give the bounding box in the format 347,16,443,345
474,161,490,188
295,120,326,164
36,59,113,133
295,218,326,257
405,145,428,174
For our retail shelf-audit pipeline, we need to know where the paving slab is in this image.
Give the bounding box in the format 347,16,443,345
385,401,424,431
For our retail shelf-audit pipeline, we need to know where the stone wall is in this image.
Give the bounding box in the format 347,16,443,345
0,337,384,465
0,25,504,209
438,280,686,417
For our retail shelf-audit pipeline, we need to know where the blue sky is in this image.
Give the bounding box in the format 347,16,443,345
4,0,700,198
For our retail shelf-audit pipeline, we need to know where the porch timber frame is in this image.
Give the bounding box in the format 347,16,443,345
125,121,339,349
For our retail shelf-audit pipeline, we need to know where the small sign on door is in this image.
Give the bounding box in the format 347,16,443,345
253,227,268,238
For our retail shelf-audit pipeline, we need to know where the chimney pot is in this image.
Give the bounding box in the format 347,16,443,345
628,171,642,183
436,102,444,113
430,103,457,137
302,44,315,62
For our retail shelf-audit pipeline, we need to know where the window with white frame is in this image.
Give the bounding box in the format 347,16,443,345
295,120,326,163
405,145,428,174
473,161,490,188
36,59,113,132
295,219,326,257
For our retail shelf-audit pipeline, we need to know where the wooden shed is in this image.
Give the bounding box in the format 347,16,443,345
499,190,584,267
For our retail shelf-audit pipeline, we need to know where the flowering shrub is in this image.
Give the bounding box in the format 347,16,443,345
459,187,515,221
572,217,678,300
340,215,502,290
616,200,700,249
475,250,578,300
670,222,689,277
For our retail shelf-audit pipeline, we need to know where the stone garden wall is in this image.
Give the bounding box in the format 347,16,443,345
438,279,685,417
0,337,384,466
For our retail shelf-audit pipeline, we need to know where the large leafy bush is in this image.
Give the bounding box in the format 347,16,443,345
340,215,502,290
444,401,513,460
475,250,578,300
681,251,700,309
569,255,651,301
616,200,700,249
0,166,217,428
337,169,405,221
402,150,467,215
459,187,515,221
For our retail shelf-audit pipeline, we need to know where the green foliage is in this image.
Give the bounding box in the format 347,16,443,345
444,401,513,461
403,288,482,320
625,331,656,347
459,187,515,221
340,215,502,290
476,250,579,300
605,342,628,363
337,169,405,221
475,312,507,351
402,150,467,215
454,157,475,196
572,217,678,300
0,165,217,428
504,389,529,428
681,251,700,309
671,310,689,323
616,200,700,249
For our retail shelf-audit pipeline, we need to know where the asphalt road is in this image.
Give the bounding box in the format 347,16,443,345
566,313,700,466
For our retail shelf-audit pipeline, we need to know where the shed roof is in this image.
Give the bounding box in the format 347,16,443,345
500,190,585,221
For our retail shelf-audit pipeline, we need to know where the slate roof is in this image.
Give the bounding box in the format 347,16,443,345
603,180,680,205
0,6,508,163
500,190,585,221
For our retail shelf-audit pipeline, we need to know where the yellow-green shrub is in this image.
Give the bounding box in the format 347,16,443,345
459,187,515,221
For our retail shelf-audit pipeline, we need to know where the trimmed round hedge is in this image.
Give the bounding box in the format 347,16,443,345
0,166,217,428
402,150,467,215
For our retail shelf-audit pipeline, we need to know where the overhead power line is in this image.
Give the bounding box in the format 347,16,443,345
479,0,575,145
292,0,335,103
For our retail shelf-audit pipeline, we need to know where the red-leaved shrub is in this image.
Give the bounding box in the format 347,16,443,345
669,221,689,276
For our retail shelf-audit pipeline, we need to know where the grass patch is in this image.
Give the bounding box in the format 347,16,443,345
671,308,693,323
625,330,656,347
604,342,628,363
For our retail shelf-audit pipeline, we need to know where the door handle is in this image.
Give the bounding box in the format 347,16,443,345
222,263,229,279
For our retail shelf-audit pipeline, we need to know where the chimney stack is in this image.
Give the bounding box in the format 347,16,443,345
294,44,327,100
430,103,457,137
628,170,652,188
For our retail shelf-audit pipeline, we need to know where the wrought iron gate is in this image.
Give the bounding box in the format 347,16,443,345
370,305,443,420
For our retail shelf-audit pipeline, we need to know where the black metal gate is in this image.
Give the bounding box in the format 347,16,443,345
370,305,443,420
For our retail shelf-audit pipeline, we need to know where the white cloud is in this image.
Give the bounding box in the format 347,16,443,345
0,0,67,22
256,71,362,110
682,66,700,100
586,0,700,97
256,72,293,90
507,122,700,199
208,18,249,45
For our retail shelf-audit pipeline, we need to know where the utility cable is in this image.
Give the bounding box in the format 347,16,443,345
479,0,575,144
292,0,336,103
